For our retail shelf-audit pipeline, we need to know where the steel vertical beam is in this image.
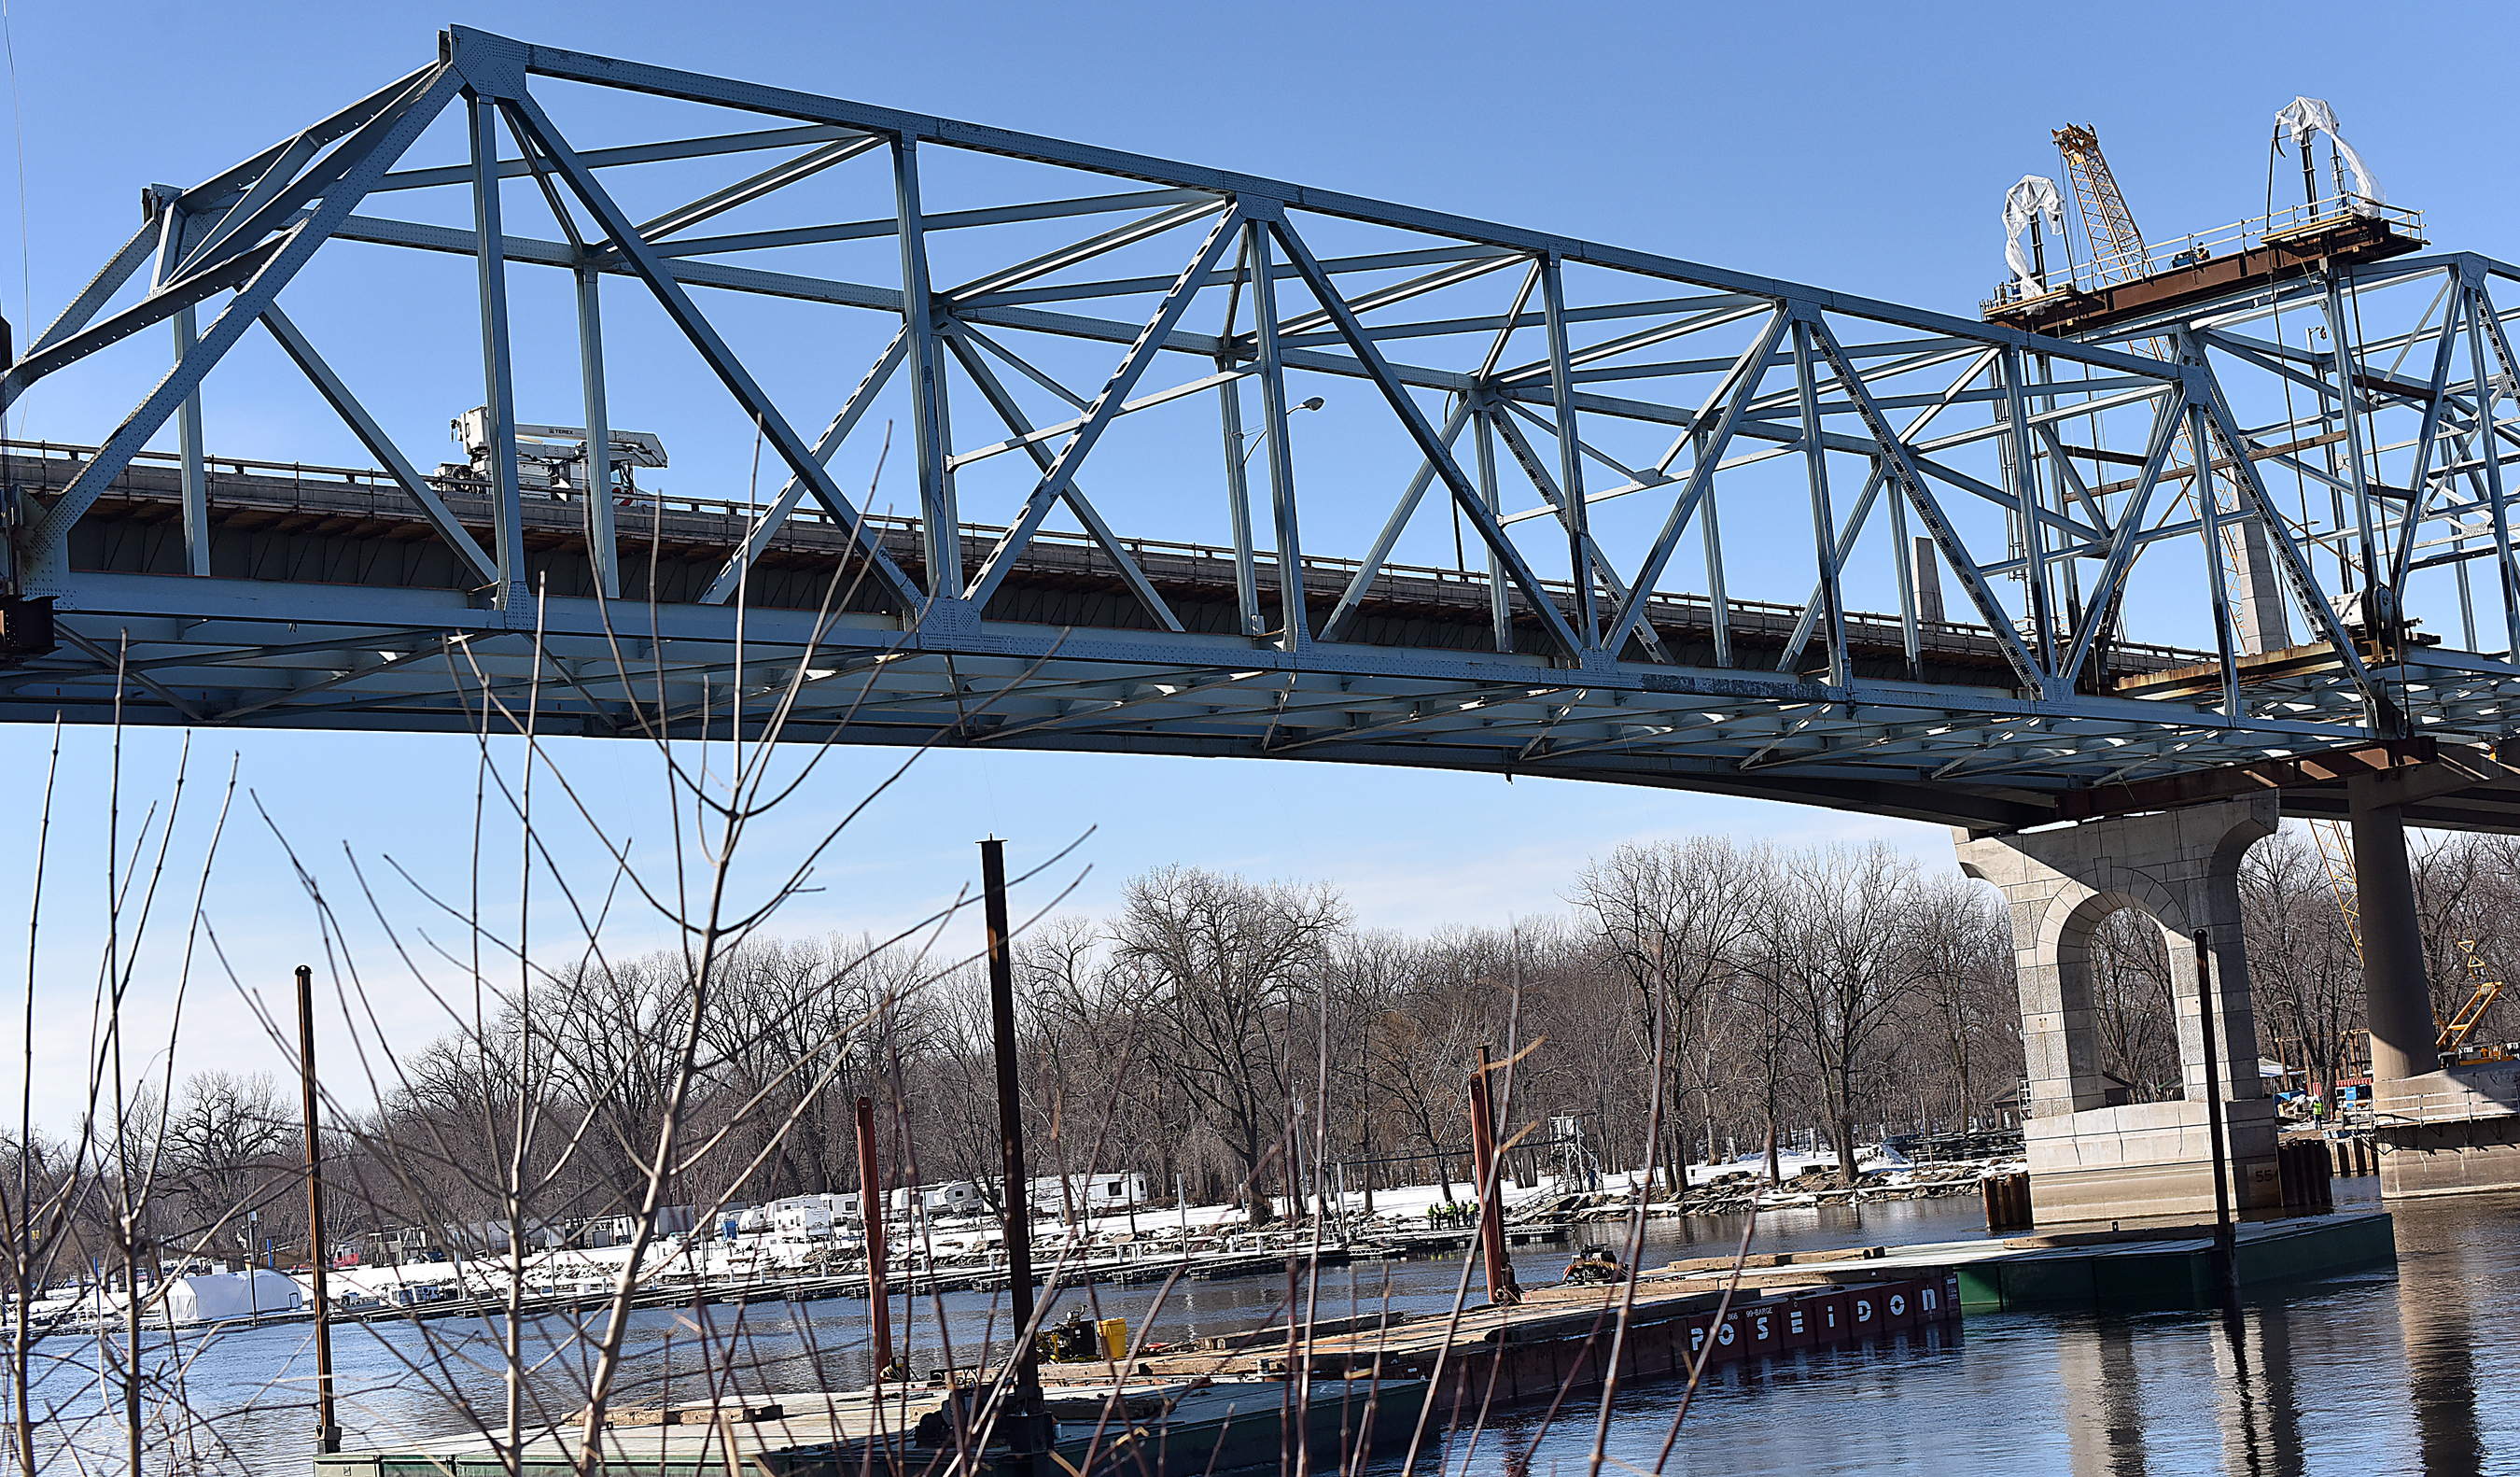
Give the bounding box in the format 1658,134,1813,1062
171,304,210,577
2002,347,2054,677
257,305,502,589
2323,274,2384,607
2192,400,2242,717
574,265,620,599
468,95,529,610
2467,285,2520,657
1540,256,1597,649
1702,486,1732,668
1473,402,1511,653
1217,365,1263,636
149,191,210,576
1791,316,1848,686
1246,218,1308,649
499,91,927,613
892,136,961,596
1886,462,1921,680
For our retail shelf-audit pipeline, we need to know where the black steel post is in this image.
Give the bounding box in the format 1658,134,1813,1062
2192,932,2239,1299
296,964,339,1454
1469,1045,1519,1307
980,839,1043,1453
856,1094,892,1382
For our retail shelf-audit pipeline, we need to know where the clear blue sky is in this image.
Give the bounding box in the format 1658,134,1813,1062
0,0,2508,1128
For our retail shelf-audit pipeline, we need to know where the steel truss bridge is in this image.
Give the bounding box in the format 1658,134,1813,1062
7,26,2520,833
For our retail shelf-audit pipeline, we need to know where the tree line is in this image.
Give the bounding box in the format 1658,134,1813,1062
21,823,2519,1274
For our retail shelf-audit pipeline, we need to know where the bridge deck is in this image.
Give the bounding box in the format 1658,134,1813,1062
21,441,2197,686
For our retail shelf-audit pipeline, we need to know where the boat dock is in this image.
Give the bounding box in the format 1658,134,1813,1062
1654,1212,2396,1311
313,1258,1962,1475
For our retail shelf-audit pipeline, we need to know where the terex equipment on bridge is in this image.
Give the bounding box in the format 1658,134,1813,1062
4,35,2518,1205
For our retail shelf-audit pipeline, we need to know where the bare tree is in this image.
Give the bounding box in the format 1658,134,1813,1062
1113,868,1346,1224
1740,844,1932,1187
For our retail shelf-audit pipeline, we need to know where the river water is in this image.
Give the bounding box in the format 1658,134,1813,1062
37,1181,2520,1475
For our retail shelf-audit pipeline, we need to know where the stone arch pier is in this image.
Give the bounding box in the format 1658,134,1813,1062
1956,797,2283,1220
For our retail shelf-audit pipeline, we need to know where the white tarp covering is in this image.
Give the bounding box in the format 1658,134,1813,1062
161,1269,301,1325
2004,176,2065,291
2276,97,2384,217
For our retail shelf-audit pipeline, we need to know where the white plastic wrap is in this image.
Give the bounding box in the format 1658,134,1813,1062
2004,176,2065,291
2275,96,2385,218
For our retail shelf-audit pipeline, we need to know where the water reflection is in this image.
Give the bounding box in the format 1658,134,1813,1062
48,1188,2520,1473
2058,1315,2148,1477
2399,1217,2483,1476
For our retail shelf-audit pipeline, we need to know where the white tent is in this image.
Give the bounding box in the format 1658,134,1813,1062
161,1269,301,1325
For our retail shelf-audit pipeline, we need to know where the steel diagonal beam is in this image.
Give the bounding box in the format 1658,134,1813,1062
944,331,1183,631
1802,315,2046,694
2387,280,2473,588
178,132,328,277
971,245,1503,313
1778,461,1886,673
1267,254,1520,340
1905,448,2107,546
173,65,432,221
1258,216,1584,658
174,66,447,286
5,232,290,400
1318,397,1475,643
698,326,908,605
1481,409,1673,661
947,369,1248,469
1495,302,1771,385
634,134,882,242
960,207,1241,612
958,326,1089,411
26,221,156,357
494,28,2180,380
1599,311,1786,657
19,66,466,567
500,91,926,613
945,199,1225,302
257,305,501,589
378,123,865,192
1477,261,1542,380
974,668,1270,740
210,644,448,724
2052,391,2184,691
2186,361,2385,716
54,626,210,724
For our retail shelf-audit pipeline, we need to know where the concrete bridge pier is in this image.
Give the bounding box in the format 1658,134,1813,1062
1957,797,2283,1222
2351,771,2520,1197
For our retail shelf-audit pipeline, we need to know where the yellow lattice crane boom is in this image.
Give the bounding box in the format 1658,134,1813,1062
2052,125,2148,284
2049,123,2242,591
2307,817,2504,1054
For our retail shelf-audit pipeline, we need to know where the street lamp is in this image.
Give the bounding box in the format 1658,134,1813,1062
1239,396,1326,466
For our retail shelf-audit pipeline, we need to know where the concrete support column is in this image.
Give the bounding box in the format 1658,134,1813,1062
1956,795,2282,1220
2348,783,2438,1087
2231,515,2292,657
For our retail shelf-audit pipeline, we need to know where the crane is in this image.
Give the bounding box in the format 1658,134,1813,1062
2050,124,2247,594
2304,816,2505,1057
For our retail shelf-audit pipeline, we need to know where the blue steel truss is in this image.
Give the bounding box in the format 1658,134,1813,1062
5,27,2519,831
